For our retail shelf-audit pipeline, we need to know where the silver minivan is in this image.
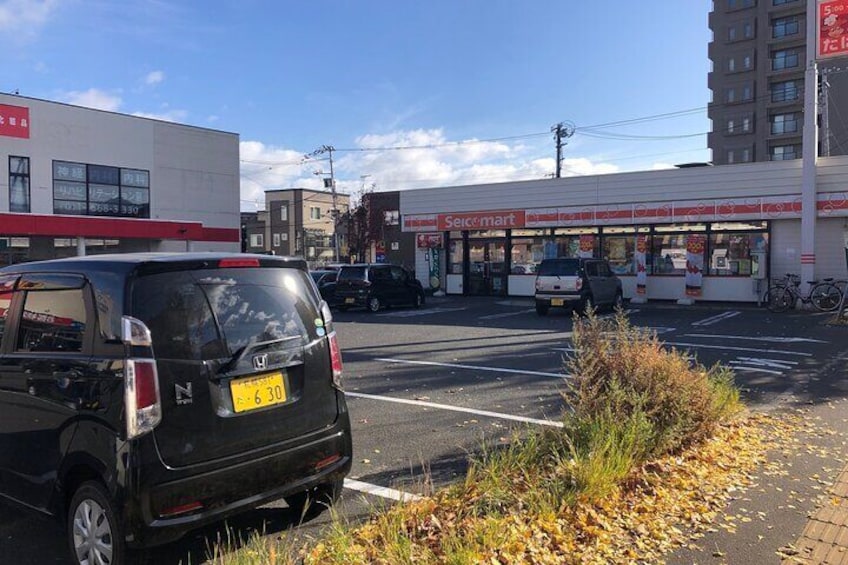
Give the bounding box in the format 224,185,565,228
534,258,623,315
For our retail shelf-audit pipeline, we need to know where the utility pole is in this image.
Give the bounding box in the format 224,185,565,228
306,145,339,262
551,122,574,178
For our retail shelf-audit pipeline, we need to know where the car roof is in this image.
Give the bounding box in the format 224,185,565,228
0,252,308,277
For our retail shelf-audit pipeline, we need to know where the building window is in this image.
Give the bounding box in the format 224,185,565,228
772,16,799,38
725,88,736,103
743,54,752,69
742,116,752,132
773,0,799,4
280,205,288,221
771,144,799,160
744,22,754,38
728,26,737,41
728,0,755,9
250,233,264,248
709,232,768,275
772,49,799,70
280,233,288,241
771,79,800,102
771,112,799,134
9,156,30,213
728,57,736,72
384,210,400,225
52,161,150,218
309,206,321,220
727,119,736,134
742,85,753,101
273,233,280,247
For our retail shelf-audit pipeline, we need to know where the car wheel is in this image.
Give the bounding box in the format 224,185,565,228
68,481,125,565
535,301,549,316
579,295,594,316
367,296,381,312
285,479,344,522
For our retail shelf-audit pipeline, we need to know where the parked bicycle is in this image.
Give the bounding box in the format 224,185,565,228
764,273,843,313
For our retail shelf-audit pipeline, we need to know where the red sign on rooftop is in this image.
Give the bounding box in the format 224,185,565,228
818,0,848,60
0,104,30,139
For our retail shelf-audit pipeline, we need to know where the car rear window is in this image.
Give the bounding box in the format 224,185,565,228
337,266,367,281
131,267,320,361
537,259,579,276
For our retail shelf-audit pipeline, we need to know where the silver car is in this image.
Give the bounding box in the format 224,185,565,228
534,258,623,315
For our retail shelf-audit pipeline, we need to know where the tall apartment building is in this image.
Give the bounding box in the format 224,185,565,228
708,0,848,165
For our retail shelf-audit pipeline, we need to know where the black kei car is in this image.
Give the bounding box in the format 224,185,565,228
334,263,425,312
0,253,352,565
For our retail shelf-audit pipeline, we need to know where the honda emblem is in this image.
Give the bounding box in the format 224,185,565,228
252,354,268,371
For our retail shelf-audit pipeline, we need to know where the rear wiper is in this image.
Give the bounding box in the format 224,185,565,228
220,335,302,373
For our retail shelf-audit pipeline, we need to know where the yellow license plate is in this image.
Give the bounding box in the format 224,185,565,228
345,297,355,304
551,298,564,306
230,372,287,413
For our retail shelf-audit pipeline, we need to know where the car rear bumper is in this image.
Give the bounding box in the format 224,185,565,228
125,407,352,547
535,293,581,306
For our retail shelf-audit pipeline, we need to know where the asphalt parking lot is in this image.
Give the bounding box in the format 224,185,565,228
3,296,846,564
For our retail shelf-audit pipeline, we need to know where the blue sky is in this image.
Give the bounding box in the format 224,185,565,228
2,0,714,210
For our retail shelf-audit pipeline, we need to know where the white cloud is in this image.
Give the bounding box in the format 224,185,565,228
0,0,56,33
132,109,188,122
144,70,165,86
651,162,676,171
61,88,122,111
238,129,624,211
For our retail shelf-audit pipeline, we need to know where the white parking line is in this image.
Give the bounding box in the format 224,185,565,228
691,311,741,327
727,365,785,376
661,341,812,356
345,391,565,428
343,478,422,502
375,358,569,379
733,356,798,369
683,333,827,344
479,308,536,320
376,307,467,318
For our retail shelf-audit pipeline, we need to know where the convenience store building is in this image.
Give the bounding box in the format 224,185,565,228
401,157,848,302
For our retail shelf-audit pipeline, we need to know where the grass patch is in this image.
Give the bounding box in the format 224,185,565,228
218,309,766,564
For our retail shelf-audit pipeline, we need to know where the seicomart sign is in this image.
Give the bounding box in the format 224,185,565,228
437,210,525,231
818,0,848,59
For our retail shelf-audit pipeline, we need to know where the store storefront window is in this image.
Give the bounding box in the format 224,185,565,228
601,227,650,275
510,229,547,274
553,228,599,258
653,234,689,275
709,232,768,275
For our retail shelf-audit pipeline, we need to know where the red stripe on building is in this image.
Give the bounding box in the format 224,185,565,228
0,213,238,242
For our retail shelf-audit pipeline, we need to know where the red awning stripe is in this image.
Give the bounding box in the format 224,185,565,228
0,213,238,242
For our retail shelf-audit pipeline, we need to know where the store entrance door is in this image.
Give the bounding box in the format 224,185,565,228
467,240,506,296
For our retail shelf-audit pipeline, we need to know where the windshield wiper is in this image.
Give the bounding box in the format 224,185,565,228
220,335,302,373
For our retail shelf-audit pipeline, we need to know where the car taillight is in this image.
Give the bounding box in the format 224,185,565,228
125,359,162,439
122,316,161,439
328,331,344,389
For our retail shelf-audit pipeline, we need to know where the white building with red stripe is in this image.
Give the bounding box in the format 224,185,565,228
0,93,239,265
402,157,848,302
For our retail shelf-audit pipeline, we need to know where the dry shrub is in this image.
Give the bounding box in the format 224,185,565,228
564,309,741,458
